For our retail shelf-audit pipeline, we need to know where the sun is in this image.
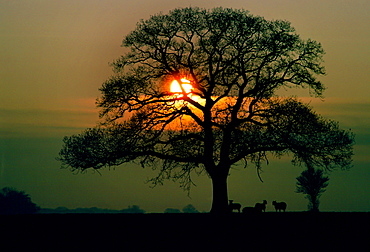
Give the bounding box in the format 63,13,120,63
168,77,204,104
170,78,193,94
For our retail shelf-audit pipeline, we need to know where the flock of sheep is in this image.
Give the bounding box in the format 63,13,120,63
228,200,287,213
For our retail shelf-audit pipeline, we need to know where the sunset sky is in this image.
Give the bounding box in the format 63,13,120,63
1,0,369,212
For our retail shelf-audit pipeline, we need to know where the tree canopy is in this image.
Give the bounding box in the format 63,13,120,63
58,7,354,213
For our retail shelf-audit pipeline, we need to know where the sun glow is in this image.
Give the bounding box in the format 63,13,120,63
170,78,193,94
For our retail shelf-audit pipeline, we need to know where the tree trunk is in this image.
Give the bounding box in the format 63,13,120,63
210,173,229,214
311,195,319,212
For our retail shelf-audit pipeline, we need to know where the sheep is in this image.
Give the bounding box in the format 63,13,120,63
272,201,287,212
254,200,267,212
228,200,241,213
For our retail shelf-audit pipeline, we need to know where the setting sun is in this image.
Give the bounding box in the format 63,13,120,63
170,78,193,94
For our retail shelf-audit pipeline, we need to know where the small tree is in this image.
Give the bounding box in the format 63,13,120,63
296,168,329,212
0,187,40,214
58,7,354,213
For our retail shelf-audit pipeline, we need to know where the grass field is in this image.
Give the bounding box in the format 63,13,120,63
1,212,368,251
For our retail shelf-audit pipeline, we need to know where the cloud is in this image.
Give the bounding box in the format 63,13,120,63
0,107,98,138
298,97,370,138
294,98,370,163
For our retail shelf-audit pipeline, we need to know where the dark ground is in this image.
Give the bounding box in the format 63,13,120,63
1,212,368,251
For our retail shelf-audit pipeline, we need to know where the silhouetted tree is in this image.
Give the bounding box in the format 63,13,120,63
0,187,40,214
58,7,354,213
296,168,329,212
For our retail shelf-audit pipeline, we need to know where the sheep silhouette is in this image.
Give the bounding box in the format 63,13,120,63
254,200,267,212
272,201,287,212
228,200,241,213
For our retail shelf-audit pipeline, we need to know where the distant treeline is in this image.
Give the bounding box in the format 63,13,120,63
39,205,146,214
38,204,201,214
